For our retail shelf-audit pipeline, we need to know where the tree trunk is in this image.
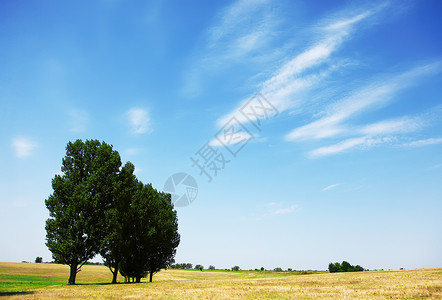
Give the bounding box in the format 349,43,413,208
149,271,153,282
69,263,78,285
111,266,118,284
136,276,141,283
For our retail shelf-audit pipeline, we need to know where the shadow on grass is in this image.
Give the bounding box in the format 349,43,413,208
72,282,116,286
73,282,150,286
0,291,34,297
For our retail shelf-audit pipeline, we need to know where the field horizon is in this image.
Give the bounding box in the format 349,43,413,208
1,262,441,299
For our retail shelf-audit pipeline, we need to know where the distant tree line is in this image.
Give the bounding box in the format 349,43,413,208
328,261,364,273
45,140,180,285
170,264,243,271
169,263,194,269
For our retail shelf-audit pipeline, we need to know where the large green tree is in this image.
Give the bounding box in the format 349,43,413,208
45,139,121,284
145,191,180,282
100,162,137,284
119,184,180,283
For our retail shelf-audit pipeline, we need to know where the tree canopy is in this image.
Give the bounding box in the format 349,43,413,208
328,261,364,273
45,139,180,284
45,140,121,284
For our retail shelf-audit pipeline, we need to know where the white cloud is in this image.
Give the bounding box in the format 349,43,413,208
322,183,341,191
309,136,395,158
134,167,142,175
272,204,298,215
69,109,88,133
127,108,150,134
182,0,279,97
286,62,441,142
324,11,371,31
255,202,298,220
124,148,142,156
208,132,258,147
216,3,387,129
217,71,329,127
208,0,272,49
359,117,424,136
306,109,439,158
206,0,441,160
12,137,37,158
404,138,442,148
195,1,441,160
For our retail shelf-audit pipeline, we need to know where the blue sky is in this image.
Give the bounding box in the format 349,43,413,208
1,0,441,271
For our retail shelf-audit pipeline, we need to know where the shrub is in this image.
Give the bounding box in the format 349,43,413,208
195,265,204,271
274,267,283,272
328,261,364,273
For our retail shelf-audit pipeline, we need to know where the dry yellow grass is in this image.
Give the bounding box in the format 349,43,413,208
1,262,441,299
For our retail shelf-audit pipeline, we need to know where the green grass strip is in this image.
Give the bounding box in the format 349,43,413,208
0,274,65,294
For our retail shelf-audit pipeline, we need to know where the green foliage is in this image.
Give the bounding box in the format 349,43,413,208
354,265,364,272
170,263,193,269
208,265,215,270
45,139,121,284
274,267,283,272
231,266,240,271
100,162,137,283
35,257,43,263
328,261,365,273
195,265,204,271
341,261,351,272
45,139,180,284
118,183,180,282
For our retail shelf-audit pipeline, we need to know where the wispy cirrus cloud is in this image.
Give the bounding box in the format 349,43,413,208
215,2,388,128
286,63,440,142
207,0,271,48
291,62,442,157
266,202,298,216
431,163,442,169
310,136,395,158
200,0,441,159
322,183,341,191
182,0,280,97
273,204,298,215
404,138,442,148
308,110,440,158
69,109,88,133
306,109,435,158
252,202,299,221
359,116,425,136
127,108,150,134
12,137,37,158
124,147,143,156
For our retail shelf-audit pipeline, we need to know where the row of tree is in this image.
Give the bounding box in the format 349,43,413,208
45,140,180,284
328,261,364,273
169,263,194,269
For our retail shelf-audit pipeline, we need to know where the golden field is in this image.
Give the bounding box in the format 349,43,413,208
0,262,441,299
